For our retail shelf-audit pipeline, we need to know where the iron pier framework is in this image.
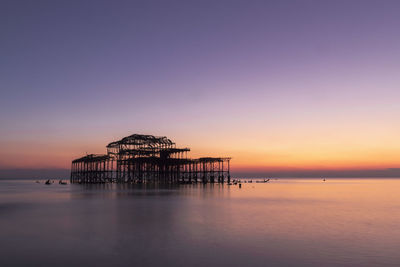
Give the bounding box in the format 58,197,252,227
70,134,231,184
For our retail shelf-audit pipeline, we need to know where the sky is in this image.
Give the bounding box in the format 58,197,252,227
1,0,400,177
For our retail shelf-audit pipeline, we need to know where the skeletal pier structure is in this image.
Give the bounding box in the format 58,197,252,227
70,134,231,184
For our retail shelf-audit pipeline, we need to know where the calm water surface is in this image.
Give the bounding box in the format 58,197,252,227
1,178,399,267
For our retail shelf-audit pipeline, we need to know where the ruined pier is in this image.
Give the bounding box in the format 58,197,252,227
70,134,231,184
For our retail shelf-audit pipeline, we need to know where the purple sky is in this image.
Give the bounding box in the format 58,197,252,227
1,0,400,176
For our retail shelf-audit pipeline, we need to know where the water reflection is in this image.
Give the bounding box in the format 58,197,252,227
0,179,400,266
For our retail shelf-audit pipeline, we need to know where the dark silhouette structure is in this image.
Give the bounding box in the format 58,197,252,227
70,134,231,183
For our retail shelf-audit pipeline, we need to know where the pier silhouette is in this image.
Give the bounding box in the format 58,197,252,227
71,134,230,184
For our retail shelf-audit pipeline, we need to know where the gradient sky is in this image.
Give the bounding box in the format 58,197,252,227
1,0,400,174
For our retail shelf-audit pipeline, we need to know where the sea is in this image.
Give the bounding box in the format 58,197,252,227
0,178,399,267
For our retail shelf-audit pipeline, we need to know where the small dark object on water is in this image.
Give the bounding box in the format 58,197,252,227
323,178,326,182
45,180,51,185
59,180,67,185
239,183,242,188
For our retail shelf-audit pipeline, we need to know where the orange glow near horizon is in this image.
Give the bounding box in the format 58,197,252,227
2,143,398,171
1,121,400,171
